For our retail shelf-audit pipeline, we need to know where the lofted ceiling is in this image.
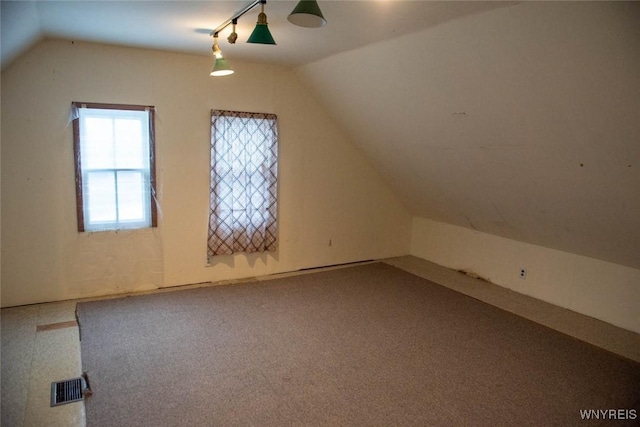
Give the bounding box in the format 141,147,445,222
2,1,639,271
1,0,510,70
296,1,640,270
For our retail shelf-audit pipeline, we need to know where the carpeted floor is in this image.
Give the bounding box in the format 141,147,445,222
76,263,640,426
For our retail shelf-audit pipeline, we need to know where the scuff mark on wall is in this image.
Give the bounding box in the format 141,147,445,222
463,215,477,230
456,268,493,284
488,195,508,227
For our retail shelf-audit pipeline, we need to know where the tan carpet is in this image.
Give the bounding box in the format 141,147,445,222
77,263,640,426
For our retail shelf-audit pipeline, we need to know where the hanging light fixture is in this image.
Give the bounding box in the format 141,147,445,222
210,34,234,77
247,0,276,45
208,0,326,76
288,0,326,28
227,19,238,44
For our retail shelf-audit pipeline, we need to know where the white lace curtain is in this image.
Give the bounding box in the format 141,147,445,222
208,110,278,257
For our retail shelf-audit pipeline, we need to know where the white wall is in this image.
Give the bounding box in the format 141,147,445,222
411,216,640,334
0,39,411,307
297,2,640,271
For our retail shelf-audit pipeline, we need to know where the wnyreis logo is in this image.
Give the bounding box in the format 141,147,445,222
580,409,637,420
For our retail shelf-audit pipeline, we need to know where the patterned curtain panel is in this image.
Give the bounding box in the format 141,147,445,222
208,110,278,257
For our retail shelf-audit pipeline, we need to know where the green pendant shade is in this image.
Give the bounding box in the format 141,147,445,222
288,0,326,28
210,35,234,77
210,0,327,76
210,57,234,76
247,12,276,45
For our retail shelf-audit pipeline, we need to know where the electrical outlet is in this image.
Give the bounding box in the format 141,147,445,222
519,268,527,279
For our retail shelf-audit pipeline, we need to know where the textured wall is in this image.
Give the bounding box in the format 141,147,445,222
412,217,640,334
0,39,411,306
297,2,640,270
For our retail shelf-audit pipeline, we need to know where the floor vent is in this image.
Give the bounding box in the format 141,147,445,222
51,377,87,407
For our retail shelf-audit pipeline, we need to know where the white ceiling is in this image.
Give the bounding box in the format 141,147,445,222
296,1,640,269
1,0,512,70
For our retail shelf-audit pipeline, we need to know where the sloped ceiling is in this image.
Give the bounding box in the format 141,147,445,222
2,1,639,270
296,1,640,270
0,1,510,70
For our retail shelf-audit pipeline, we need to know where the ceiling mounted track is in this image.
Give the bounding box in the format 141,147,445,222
208,0,326,76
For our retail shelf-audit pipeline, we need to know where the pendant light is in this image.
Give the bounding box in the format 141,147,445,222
208,0,326,76
210,34,234,77
247,0,276,45
288,0,326,28
227,19,238,44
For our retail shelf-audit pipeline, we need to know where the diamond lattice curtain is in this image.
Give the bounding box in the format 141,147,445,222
208,110,278,257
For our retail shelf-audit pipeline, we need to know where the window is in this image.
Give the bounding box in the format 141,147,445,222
72,102,157,232
208,110,278,257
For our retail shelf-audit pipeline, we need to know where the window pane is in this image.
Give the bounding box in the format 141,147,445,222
117,171,146,221
115,118,146,169
83,117,115,169
86,171,117,223
80,110,149,171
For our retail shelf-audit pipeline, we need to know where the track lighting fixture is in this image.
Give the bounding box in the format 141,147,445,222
247,0,276,45
208,0,327,76
227,19,238,44
288,0,326,28
210,34,234,77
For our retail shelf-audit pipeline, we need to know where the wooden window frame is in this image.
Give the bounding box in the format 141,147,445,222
72,102,157,232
